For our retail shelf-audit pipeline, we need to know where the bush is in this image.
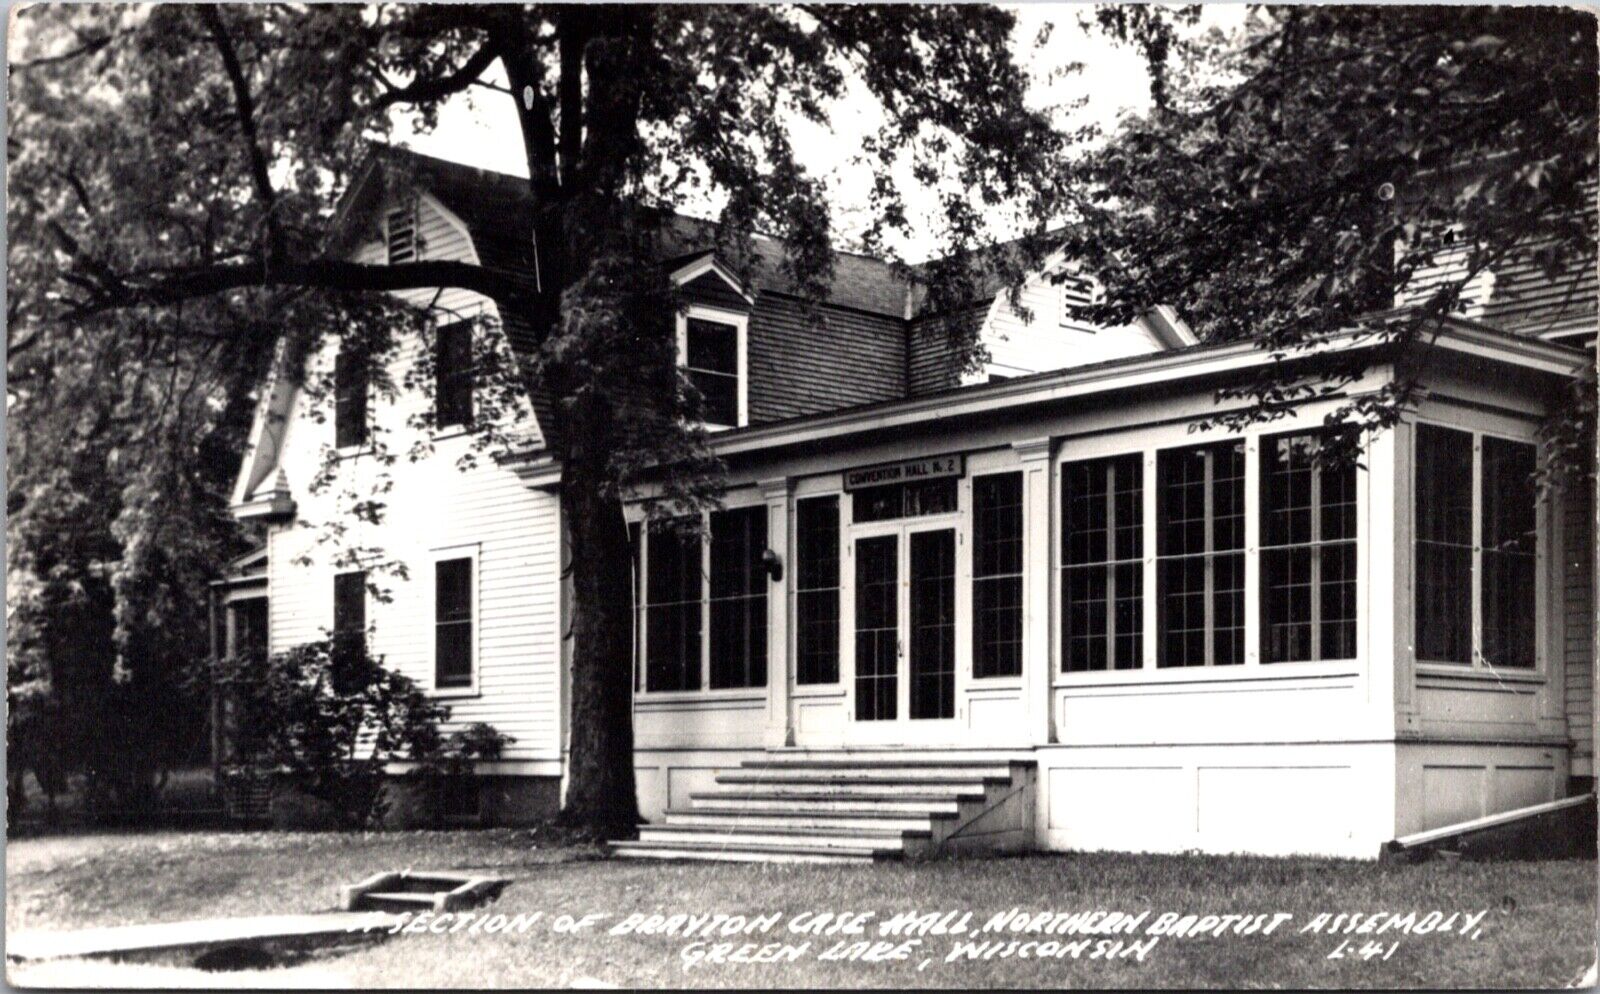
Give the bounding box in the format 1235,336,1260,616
217,635,511,829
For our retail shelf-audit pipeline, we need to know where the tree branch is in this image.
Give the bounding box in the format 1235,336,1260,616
62,257,527,321
197,5,283,262
371,43,501,112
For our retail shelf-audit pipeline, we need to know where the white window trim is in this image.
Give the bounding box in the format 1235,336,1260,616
429,543,481,697
1410,417,1547,679
1052,417,1371,686
636,496,770,696
676,305,749,430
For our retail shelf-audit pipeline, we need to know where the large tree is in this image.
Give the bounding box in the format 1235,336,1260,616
1074,5,1597,471
9,4,1072,835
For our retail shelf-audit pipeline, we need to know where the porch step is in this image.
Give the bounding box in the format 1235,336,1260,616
639,824,925,850
610,752,1037,864
664,808,951,833
688,791,974,813
606,839,895,864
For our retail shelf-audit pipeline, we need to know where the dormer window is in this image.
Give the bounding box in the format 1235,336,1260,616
386,203,416,264
678,307,747,429
1058,272,1100,328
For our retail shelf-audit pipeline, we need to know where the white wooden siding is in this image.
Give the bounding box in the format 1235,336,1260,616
265,194,560,761
1563,479,1595,777
965,270,1164,383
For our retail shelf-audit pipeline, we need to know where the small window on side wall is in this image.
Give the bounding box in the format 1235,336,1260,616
435,557,474,689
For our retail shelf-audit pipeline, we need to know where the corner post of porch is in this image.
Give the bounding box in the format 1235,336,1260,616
760,476,794,748
1014,437,1056,746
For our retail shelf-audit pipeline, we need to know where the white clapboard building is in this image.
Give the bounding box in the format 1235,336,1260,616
227,148,1596,860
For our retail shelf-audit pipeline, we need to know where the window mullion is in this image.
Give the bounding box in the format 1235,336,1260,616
1202,450,1216,667
1310,454,1323,662
702,514,712,689
1470,435,1484,668
1103,463,1117,666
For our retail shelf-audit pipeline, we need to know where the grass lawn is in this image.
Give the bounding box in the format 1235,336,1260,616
6,829,1595,989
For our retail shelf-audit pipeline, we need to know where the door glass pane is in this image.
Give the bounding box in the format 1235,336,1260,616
854,535,898,721
909,530,957,719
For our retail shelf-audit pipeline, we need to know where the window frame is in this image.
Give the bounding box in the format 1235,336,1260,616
1154,439,1247,669
637,500,772,698
1059,454,1144,673
676,305,749,430
1410,418,1545,676
434,319,475,432
972,471,1026,680
429,545,480,696
334,344,370,452
1053,420,1369,686
385,202,417,265
1258,429,1359,664
794,494,843,686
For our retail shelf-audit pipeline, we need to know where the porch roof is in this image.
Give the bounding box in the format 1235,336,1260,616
505,315,1587,488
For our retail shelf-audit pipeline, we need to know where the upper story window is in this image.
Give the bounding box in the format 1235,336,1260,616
334,345,369,449
435,321,474,429
386,203,416,264
1415,425,1538,669
678,308,747,429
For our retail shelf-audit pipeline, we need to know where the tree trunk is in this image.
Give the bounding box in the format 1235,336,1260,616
556,454,640,839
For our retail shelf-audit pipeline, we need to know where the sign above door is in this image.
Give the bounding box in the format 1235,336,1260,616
843,454,965,492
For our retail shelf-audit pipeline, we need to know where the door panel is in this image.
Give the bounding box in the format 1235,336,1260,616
909,529,957,720
854,535,898,721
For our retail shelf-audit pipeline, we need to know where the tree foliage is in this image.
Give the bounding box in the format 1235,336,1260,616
9,4,1076,835
1075,5,1597,473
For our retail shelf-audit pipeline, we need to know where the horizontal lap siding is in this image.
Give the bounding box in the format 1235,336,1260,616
1564,479,1595,776
908,305,984,396
748,296,904,423
266,196,561,761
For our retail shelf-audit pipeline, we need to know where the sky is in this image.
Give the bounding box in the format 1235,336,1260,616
398,4,1248,262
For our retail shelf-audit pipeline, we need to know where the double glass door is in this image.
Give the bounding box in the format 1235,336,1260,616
853,526,957,725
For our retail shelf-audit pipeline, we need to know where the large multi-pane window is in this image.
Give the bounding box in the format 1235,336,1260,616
709,507,768,689
645,519,702,692
1157,441,1245,667
973,473,1024,678
1415,425,1538,669
795,496,841,685
1260,432,1358,662
1061,455,1143,672
642,508,771,692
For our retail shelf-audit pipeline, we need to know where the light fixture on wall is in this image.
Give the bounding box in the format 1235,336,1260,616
761,548,784,583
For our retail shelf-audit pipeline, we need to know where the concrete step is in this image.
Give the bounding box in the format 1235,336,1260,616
638,824,922,850
664,808,949,833
606,839,897,864
688,791,971,813
734,763,1018,782
708,776,992,796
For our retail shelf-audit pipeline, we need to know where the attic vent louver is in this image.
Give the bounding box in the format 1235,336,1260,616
1057,272,1100,327
387,204,416,265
